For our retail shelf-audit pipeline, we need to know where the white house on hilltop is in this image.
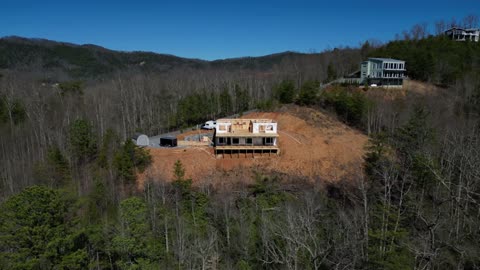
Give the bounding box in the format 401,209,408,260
445,27,480,42
360,58,406,86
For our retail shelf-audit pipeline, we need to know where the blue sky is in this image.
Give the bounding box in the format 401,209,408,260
1,0,479,60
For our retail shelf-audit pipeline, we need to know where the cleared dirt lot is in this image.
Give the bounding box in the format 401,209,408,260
138,105,368,187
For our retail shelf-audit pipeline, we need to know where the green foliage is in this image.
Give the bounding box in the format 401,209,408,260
236,259,253,270
273,79,296,104
50,45,112,77
234,84,250,113
97,128,120,169
364,132,390,179
86,175,114,221
410,153,439,189
114,140,152,183
0,95,27,126
368,203,414,270
173,159,186,182
111,197,159,268
33,146,71,187
177,92,208,127
220,88,233,116
172,160,192,198
322,86,372,126
370,36,480,84
175,88,240,128
255,99,277,111
326,62,337,82
394,106,434,157
297,80,320,105
0,186,87,269
171,160,209,233
68,119,97,163
58,81,83,96
250,173,289,208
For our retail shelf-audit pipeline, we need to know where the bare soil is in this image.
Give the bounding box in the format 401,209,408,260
138,105,368,188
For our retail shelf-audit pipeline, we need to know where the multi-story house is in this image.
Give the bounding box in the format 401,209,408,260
213,118,279,157
360,58,406,86
445,27,480,42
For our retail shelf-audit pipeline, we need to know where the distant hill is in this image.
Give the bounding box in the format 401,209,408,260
0,36,307,78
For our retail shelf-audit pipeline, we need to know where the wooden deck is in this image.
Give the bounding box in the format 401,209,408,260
214,145,280,158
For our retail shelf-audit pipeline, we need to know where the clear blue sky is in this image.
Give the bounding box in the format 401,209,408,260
1,0,479,60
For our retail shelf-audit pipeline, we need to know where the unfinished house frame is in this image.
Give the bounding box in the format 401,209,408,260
214,119,279,157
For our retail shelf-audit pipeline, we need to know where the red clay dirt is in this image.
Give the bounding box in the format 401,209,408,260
138,105,368,188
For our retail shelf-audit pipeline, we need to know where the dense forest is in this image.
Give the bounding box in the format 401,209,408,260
1,16,480,269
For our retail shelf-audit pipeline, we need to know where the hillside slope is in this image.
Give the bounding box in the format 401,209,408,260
139,105,368,187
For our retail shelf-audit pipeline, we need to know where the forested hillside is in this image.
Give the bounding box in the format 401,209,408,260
1,16,480,269
0,36,360,80
369,35,480,85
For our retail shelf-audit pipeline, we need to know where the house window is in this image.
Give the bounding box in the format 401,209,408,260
264,137,274,145
232,138,239,145
218,137,226,144
246,138,252,145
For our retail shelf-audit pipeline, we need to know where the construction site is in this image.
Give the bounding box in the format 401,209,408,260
137,105,368,187
213,118,280,157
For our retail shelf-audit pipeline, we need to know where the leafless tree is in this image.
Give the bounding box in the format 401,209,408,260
462,14,479,28
435,20,446,35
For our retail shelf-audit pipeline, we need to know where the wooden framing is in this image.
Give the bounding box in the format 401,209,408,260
214,118,280,158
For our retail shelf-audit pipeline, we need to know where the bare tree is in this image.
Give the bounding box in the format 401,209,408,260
435,20,446,35
410,23,429,40
462,14,479,28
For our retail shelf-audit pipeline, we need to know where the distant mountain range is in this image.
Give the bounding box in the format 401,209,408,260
0,36,307,78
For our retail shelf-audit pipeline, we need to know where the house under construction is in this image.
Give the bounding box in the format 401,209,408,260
214,118,279,157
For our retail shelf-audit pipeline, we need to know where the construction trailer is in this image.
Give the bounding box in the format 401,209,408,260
213,118,279,157
160,136,177,147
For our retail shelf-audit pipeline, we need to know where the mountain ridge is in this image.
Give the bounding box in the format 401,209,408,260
0,36,309,78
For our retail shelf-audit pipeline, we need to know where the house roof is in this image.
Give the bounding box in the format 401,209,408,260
445,27,479,32
368,58,405,63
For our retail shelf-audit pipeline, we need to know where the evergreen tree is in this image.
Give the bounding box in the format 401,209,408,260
273,79,296,104
68,119,97,163
97,128,120,169
219,88,233,116
394,106,434,158
34,146,71,188
111,197,159,268
297,80,319,105
114,139,152,183
327,62,337,82
234,84,250,113
0,186,88,269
